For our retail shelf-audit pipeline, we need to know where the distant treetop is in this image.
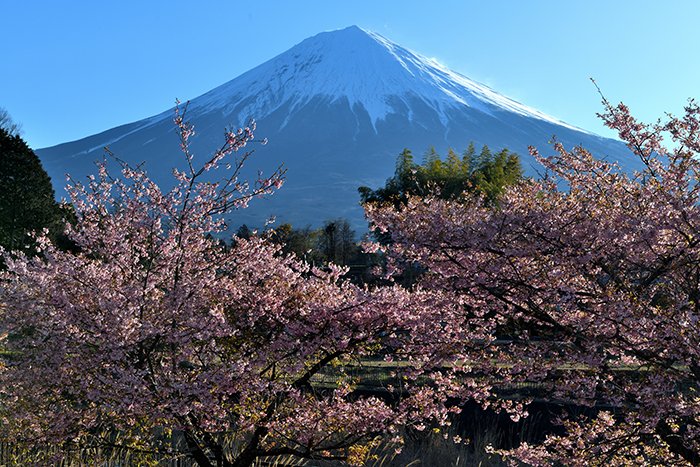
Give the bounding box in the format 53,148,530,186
358,143,524,208
0,107,22,137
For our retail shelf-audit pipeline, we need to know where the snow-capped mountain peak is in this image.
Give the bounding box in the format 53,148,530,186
193,26,583,132
38,26,640,232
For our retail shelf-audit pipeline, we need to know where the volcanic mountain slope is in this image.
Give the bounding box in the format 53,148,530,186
37,26,642,231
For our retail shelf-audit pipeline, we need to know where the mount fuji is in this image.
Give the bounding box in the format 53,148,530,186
37,26,642,231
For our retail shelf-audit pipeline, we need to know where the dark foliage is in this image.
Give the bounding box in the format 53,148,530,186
0,128,66,255
358,143,523,208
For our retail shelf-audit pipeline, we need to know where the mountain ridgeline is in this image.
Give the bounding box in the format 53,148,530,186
36,26,643,231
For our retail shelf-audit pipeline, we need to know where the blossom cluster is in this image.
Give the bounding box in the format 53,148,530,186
0,104,489,466
367,98,700,464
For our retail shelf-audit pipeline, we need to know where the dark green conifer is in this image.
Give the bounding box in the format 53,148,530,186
0,128,64,254
359,142,524,209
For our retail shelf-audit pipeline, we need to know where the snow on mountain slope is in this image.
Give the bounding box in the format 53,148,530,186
192,26,584,132
37,26,643,232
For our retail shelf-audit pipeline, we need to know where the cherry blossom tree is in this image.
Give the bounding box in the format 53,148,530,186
366,96,700,465
0,104,495,467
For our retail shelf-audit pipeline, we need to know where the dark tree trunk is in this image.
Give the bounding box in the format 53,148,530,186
183,431,215,467
230,426,268,467
656,420,699,465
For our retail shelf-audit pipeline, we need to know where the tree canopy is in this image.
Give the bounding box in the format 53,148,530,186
5,91,700,465
0,107,487,467
358,143,523,208
0,127,64,255
366,98,700,465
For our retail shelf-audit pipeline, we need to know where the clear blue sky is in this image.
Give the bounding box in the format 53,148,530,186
3,0,699,149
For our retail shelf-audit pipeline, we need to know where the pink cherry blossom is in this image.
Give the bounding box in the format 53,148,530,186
367,97,700,464
0,104,488,467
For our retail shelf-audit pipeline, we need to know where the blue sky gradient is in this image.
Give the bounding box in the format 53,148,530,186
3,0,699,148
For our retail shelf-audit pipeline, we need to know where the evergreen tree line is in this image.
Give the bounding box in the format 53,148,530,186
236,220,382,284
235,219,361,265
359,143,523,207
